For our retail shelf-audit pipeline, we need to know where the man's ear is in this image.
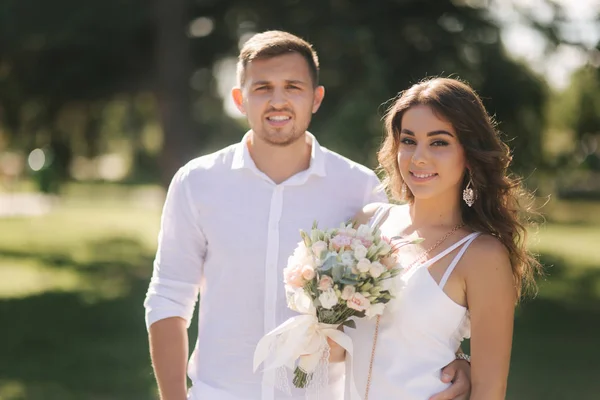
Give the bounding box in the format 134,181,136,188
232,87,245,115
312,85,325,114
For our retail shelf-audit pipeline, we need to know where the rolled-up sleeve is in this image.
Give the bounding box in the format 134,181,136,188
144,166,207,330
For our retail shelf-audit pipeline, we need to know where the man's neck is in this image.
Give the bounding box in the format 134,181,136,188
247,132,312,184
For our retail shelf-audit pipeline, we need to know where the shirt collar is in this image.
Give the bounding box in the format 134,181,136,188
231,131,326,178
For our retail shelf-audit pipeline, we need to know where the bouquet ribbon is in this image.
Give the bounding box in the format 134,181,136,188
253,314,360,399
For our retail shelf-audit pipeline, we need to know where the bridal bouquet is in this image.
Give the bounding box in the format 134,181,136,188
253,221,421,394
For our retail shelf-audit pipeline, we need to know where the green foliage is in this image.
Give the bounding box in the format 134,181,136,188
0,0,577,178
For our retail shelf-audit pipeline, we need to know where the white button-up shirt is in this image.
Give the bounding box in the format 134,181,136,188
144,132,386,400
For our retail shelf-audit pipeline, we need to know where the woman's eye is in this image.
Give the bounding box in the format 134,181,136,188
431,140,449,147
400,137,416,145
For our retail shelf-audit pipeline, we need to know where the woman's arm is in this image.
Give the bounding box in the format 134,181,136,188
464,235,516,400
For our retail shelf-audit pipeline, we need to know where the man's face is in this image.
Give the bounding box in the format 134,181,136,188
232,53,325,146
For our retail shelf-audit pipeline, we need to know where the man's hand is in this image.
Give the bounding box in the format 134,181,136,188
429,359,471,400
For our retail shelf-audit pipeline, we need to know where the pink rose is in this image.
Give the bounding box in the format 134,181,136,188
347,292,371,312
331,234,353,251
318,275,333,291
284,265,305,289
360,238,373,248
301,265,315,281
341,285,356,300
311,241,328,257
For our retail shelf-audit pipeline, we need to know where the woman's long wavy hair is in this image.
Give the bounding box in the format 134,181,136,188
378,77,541,298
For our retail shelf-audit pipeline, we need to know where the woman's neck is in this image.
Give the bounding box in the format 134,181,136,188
408,196,463,230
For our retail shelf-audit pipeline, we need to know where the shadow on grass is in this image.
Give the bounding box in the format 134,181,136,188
508,297,600,399
510,253,600,399
0,237,161,400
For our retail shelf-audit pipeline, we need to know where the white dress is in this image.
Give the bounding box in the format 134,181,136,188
345,204,479,400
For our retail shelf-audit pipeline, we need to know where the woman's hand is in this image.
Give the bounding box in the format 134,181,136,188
327,337,346,363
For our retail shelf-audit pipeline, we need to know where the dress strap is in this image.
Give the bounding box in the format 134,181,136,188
419,232,480,270
439,233,481,289
370,203,393,230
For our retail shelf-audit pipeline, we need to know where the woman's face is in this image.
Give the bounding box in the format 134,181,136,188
397,105,467,202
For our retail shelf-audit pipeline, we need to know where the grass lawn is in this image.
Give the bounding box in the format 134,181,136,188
0,186,598,399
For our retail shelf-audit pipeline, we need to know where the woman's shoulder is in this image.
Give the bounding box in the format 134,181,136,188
469,233,509,258
460,233,512,277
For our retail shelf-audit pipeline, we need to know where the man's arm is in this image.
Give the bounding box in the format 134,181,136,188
144,166,207,400
149,317,189,400
429,359,471,400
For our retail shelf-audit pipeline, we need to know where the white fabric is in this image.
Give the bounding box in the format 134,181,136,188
345,206,479,400
144,131,387,400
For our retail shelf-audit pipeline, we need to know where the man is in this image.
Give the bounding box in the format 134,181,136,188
144,30,471,400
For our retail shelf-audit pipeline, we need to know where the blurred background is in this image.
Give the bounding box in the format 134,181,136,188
0,0,599,399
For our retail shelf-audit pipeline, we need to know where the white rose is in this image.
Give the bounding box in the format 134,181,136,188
341,251,355,266
291,288,316,314
318,288,338,309
356,224,373,240
356,258,371,273
365,302,385,319
353,244,368,260
369,261,386,278
293,242,312,264
311,240,328,258
339,226,357,236
341,285,356,300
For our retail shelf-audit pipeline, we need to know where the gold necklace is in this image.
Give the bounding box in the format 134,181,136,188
363,223,464,400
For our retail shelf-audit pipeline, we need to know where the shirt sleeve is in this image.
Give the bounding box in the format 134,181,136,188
362,171,389,206
144,166,207,330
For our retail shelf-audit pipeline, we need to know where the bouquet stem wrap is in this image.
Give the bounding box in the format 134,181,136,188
253,314,360,399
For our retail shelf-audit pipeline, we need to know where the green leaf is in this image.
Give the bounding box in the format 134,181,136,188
342,319,357,329
321,254,337,271
339,277,360,285
332,264,344,281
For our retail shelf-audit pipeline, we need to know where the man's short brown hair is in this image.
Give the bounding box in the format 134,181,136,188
237,31,320,87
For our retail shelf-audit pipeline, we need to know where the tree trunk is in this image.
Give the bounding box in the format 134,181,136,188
155,0,196,188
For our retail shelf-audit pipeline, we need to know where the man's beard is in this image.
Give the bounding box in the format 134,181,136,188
262,126,305,147
259,117,311,147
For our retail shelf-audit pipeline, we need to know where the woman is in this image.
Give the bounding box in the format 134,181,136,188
335,77,541,400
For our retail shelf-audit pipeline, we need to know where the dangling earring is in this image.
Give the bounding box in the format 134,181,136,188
463,173,476,207
401,182,407,199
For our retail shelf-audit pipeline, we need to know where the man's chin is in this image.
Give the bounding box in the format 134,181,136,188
262,131,305,147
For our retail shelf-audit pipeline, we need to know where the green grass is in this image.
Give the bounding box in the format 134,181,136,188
0,188,599,399
0,189,163,400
